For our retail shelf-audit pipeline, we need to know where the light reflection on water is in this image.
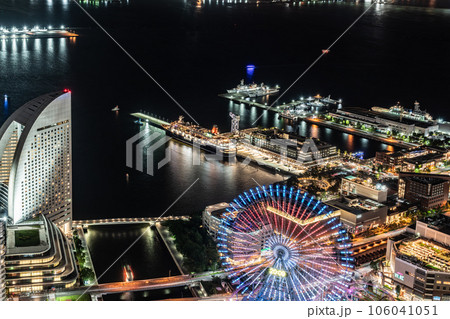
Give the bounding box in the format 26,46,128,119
84,223,193,300
0,37,68,84
85,224,180,283
3,0,447,225
227,100,395,155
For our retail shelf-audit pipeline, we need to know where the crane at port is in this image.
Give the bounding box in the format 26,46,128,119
229,112,240,135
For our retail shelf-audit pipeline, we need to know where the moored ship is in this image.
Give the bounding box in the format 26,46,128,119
227,80,279,97
161,116,236,159
372,101,433,123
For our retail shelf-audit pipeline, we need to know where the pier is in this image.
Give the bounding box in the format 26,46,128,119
304,117,419,148
0,28,78,39
155,223,186,275
72,216,188,227
130,112,170,127
218,92,305,112
75,226,99,285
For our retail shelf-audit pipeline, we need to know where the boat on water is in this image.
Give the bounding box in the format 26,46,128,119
112,105,120,111
227,80,279,97
161,116,236,159
123,265,134,282
372,101,433,123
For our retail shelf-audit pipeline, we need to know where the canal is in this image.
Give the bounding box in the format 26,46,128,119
84,223,192,300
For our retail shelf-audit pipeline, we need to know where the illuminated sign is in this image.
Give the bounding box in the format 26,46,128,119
269,268,287,278
394,272,404,281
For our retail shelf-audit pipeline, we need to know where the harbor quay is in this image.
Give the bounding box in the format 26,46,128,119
304,117,418,148
219,91,341,114
130,112,342,173
0,27,79,39
220,83,446,150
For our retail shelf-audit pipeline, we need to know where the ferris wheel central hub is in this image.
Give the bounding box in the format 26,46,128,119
272,244,291,262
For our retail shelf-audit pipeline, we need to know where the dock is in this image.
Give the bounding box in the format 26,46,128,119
0,28,78,39
131,112,170,127
304,117,419,148
219,93,340,117
218,93,305,112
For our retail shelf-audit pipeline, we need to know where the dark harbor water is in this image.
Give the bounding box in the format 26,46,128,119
85,224,180,282
101,287,193,301
1,0,449,222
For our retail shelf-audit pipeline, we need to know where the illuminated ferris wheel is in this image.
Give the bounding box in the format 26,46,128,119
217,184,354,301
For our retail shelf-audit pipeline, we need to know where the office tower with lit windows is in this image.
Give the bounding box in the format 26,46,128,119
0,90,72,233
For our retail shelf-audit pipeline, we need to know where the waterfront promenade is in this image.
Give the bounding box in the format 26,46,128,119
303,117,418,148
155,223,186,275
236,144,304,175
130,112,170,127
218,92,419,149
156,222,210,297
75,226,99,285
219,93,275,110
0,28,78,39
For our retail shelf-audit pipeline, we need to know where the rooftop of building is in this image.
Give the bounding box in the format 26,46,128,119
418,214,450,236
326,196,385,215
386,199,418,216
390,151,407,158
0,91,67,131
343,175,388,192
396,237,450,273
390,232,411,243
337,107,380,119
6,216,50,256
403,152,445,165
243,127,333,148
204,202,232,219
425,145,450,154
403,175,449,186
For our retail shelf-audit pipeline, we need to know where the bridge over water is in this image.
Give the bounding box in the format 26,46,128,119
72,216,189,227
49,271,228,298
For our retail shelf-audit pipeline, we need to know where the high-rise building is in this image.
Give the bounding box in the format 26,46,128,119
398,175,449,210
0,90,72,233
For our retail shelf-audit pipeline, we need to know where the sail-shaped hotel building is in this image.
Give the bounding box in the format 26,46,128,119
0,90,72,233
